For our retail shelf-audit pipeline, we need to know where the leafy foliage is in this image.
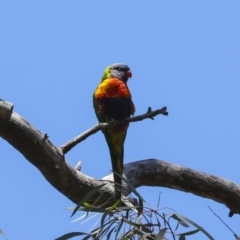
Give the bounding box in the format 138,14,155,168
56,178,214,240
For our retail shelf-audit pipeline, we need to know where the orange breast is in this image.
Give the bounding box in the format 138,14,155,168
94,78,131,99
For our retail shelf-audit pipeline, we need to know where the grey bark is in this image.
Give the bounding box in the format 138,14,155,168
0,100,239,216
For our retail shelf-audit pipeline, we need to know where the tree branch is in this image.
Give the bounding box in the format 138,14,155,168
122,160,240,216
0,99,13,120
60,106,168,154
0,100,240,216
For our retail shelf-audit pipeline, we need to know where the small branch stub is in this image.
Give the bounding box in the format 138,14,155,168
0,99,14,120
75,161,82,171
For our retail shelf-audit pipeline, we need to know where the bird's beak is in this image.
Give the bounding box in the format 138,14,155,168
126,70,132,79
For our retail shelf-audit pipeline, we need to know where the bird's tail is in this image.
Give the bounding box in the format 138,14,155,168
109,148,124,199
103,127,126,200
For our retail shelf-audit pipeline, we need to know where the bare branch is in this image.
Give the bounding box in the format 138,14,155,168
0,106,111,205
60,106,168,154
1,100,240,216
123,160,240,216
208,206,238,237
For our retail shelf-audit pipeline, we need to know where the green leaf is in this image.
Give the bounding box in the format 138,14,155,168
72,206,109,213
55,232,88,240
89,226,102,238
177,229,200,236
179,235,186,240
136,213,143,225
122,218,152,233
141,233,156,240
121,198,139,213
113,172,146,203
156,217,162,230
108,198,121,212
106,226,117,240
100,211,110,228
173,213,215,240
171,214,189,227
115,219,124,239
82,234,93,240
70,183,106,217
156,228,168,240
116,206,139,211
92,218,117,239
121,229,134,239
138,197,144,216
97,219,117,239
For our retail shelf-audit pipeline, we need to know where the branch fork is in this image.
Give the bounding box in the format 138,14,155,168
1,99,240,215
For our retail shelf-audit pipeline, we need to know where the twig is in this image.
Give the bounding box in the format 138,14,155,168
208,206,240,240
60,106,168,154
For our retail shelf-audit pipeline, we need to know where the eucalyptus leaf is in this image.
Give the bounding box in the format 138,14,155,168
173,213,214,240
71,183,106,217
156,228,168,240
55,232,88,240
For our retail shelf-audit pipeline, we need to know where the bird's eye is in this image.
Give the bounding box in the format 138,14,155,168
115,67,122,71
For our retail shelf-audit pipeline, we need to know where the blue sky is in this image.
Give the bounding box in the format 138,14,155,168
1,1,240,239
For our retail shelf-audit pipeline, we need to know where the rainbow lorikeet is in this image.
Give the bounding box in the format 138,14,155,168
93,63,135,199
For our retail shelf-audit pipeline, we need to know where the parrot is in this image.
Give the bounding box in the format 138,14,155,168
93,63,135,199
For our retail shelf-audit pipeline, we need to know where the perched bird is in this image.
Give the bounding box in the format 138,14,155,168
93,63,135,199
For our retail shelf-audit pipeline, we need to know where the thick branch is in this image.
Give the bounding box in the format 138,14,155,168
0,101,240,215
122,160,240,215
61,106,168,154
